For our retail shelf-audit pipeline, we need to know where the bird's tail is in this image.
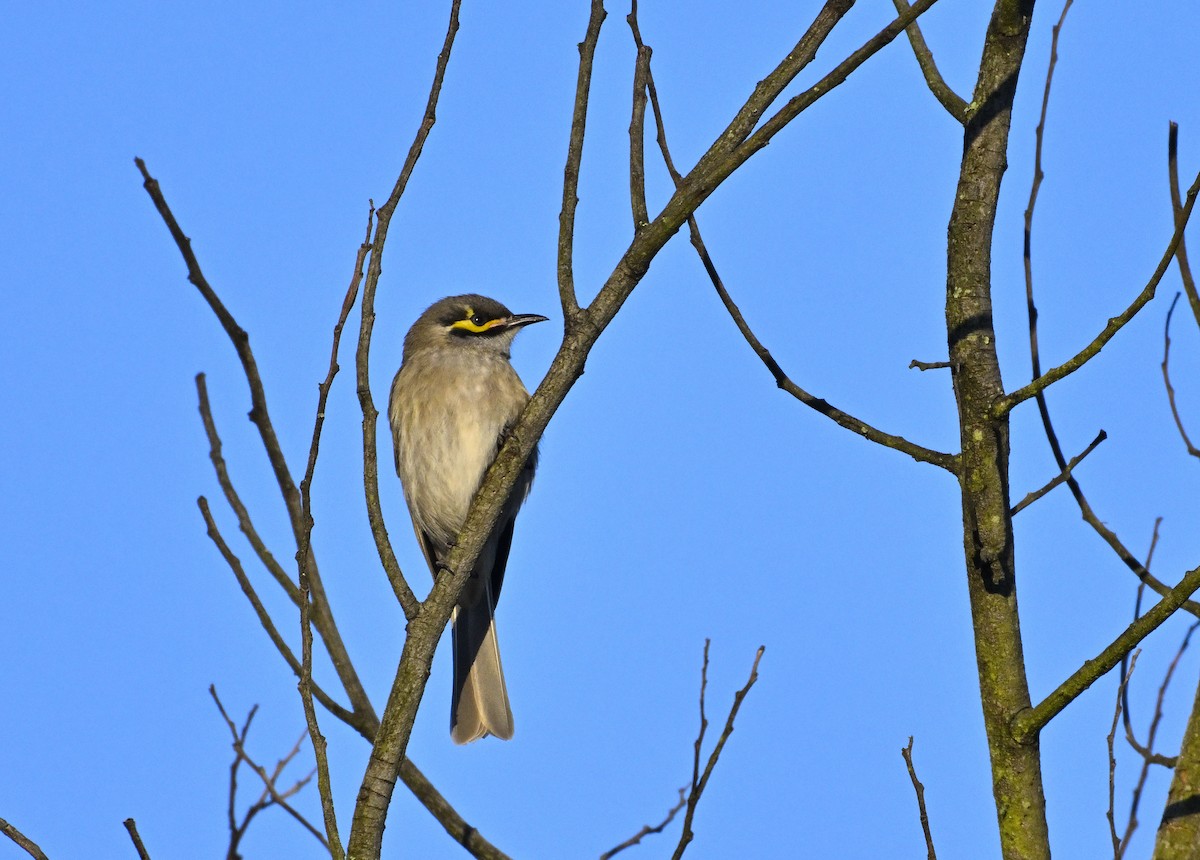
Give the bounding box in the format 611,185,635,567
450,603,514,743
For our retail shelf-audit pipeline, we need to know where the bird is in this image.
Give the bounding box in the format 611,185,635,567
388,294,547,743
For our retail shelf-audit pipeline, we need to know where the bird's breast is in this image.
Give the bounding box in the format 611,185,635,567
391,353,528,544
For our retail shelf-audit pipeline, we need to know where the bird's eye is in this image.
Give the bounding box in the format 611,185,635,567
470,314,486,327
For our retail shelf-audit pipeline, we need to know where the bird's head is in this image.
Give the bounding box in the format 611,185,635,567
403,294,549,361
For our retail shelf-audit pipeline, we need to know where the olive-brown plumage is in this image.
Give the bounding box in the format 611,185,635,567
388,295,546,743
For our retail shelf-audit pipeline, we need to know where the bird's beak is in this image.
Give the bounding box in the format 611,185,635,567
504,313,550,330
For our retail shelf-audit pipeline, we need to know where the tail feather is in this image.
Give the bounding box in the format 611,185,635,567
450,603,513,744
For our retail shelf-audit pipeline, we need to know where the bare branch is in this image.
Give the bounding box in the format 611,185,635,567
1169,122,1200,328
123,819,152,860
999,166,1200,416
197,497,361,728
627,7,651,232
140,155,376,722
671,643,765,860
1162,293,1200,458
629,4,957,474
1010,429,1105,515
301,577,343,858
1018,48,1200,616
891,0,968,122
135,158,305,538
196,374,299,603
349,4,947,853
737,0,943,160
1120,623,1196,855
599,787,687,860
0,818,50,860
909,359,951,371
210,688,328,855
1108,651,1139,860
901,737,937,860
1121,519,1162,754
345,1,473,853
560,0,607,318
1013,562,1200,743
354,0,465,624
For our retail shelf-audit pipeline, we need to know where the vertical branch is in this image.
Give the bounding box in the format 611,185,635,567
1107,651,1139,859
628,1,651,230
559,0,607,320
346,1,464,855
945,3,1045,860
1161,294,1200,458
355,0,464,621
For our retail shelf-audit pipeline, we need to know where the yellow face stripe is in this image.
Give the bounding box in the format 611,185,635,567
450,316,506,333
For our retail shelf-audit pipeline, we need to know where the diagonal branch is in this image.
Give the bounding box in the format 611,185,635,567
736,0,942,161
1012,561,1200,743
628,5,957,473
349,2,947,854
891,0,968,122
998,167,1200,416
599,787,687,860
0,818,49,860
197,496,362,729
140,158,377,723
1010,429,1105,515
123,820,152,860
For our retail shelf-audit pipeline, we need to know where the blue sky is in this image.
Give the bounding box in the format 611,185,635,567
4,2,1200,858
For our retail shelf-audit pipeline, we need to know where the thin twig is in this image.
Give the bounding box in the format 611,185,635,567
290,205,377,860
599,787,688,860
1161,293,1200,458
671,644,765,860
901,737,937,860
627,3,957,474
891,0,968,122
196,496,360,727
1121,520,1163,750
123,819,152,860
355,0,464,622
909,359,951,371
1169,122,1200,328
1120,625,1197,855
1010,429,1106,515
559,0,607,319
1108,651,1140,860
210,687,328,855
301,574,343,858
0,818,50,860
